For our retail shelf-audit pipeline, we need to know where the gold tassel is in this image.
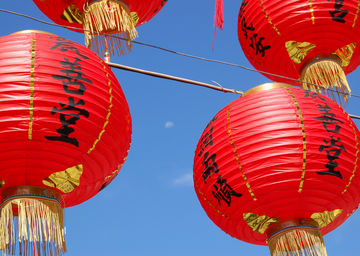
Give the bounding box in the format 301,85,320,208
83,0,138,56
0,196,66,256
268,225,327,256
300,58,350,105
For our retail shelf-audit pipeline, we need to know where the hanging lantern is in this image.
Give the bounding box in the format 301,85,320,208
237,0,360,104
33,0,167,55
0,30,132,255
193,83,360,256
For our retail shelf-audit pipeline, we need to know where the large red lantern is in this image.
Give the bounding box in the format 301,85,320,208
33,0,167,55
0,30,132,255
237,0,360,103
193,83,360,256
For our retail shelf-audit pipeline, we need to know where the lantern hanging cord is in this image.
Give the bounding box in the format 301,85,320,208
107,62,243,95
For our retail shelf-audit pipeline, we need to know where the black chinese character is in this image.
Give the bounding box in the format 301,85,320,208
328,0,348,23
250,33,271,57
240,17,255,39
52,58,92,95
212,175,242,206
45,97,89,146
239,0,248,19
317,136,346,179
205,115,218,129
202,152,219,183
198,127,214,157
301,89,327,101
315,103,344,133
50,36,89,59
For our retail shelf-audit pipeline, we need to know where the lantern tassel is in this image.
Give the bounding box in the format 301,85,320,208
268,225,327,256
214,0,224,31
0,197,66,256
300,58,350,104
83,0,138,56
213,0,224,49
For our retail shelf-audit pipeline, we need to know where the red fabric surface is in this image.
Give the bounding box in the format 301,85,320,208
0,30,132,207
193,84,360,245
237,0,360,84
33,0,167,32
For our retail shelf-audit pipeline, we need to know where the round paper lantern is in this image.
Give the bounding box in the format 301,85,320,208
193,83,360,256
237,0,360,103
33,0,167,55
0,30,132,255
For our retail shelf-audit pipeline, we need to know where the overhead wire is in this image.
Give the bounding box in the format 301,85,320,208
1,7,360,120
1,8,360,94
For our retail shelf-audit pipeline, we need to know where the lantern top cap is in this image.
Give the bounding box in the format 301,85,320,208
10,30,57,37
244,83,291,96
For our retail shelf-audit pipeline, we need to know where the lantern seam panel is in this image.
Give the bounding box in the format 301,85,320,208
226,104,257,201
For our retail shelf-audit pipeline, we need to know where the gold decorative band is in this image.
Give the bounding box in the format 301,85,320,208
308,0,315,24
353,0,360,28
342,112,359,194
285,88,307,192
1,185,63,206
87,61,113,154
29,38,36,140
193,176,229,218
11,30,57,36
257,0,281,35
244,83,290,97
266,218,319,239
227,104,257,200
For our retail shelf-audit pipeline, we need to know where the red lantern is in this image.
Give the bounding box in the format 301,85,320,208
33,0,167,55
0,30,132,255
193,83,360,256
237,0,360,103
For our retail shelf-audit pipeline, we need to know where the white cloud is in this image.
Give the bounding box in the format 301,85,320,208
164,121,174,128
173,173,193,186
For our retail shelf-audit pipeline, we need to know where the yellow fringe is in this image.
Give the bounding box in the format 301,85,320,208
300,59,350,104
268,227,327,256
0,197,66,256
83,0,138,55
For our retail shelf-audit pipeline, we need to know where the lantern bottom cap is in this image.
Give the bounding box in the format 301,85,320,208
266,219,327,256
0,186,66,256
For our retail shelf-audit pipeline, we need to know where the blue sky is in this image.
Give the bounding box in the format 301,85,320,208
1,1,360,256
